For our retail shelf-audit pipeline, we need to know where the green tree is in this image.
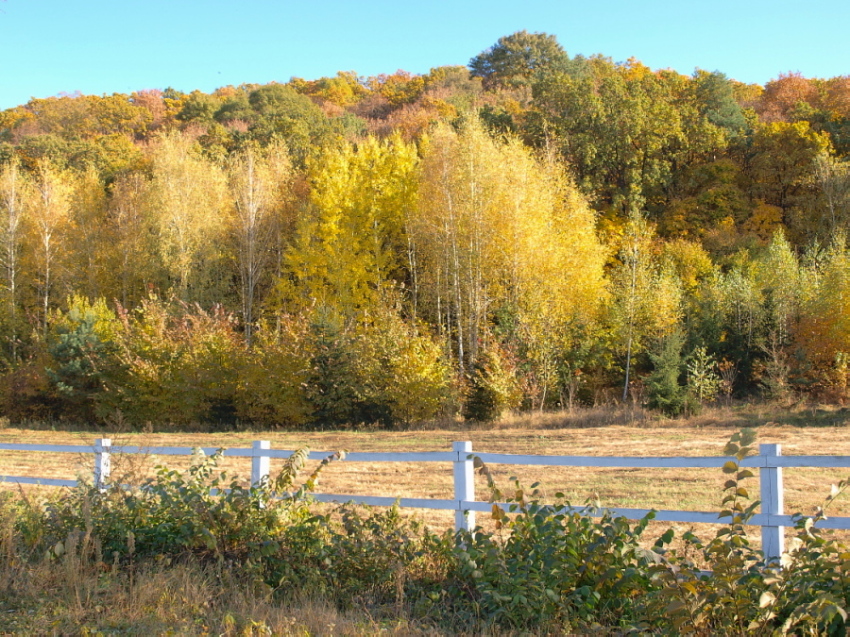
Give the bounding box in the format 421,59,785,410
692,70,748,135
469,30,569,90
247,84,333,164
645,330,688,417
47,295,121,421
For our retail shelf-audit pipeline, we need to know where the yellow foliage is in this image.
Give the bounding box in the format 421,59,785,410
744,200,784,240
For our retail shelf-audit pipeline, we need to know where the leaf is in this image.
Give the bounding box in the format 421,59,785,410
737,469,755,480
722,460,738,474
759,591,776,608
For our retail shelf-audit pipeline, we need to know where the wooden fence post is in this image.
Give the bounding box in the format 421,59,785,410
94,438,111,490
251,440,271,487
759,443,784,563
453,441,475,532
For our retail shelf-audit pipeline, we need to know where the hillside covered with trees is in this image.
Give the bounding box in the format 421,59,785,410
1,31,849,428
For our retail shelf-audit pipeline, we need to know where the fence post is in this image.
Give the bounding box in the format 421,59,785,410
251,440,271,487
759,443,784,563
94,438,111,490
453,441,475,532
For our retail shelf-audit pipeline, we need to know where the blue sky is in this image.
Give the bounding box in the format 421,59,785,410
1,0,848,110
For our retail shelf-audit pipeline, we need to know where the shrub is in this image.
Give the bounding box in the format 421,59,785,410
463,342,522,422
642,428,850,635
102,297,245,427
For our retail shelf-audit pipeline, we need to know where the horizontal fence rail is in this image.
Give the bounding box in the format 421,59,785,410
0,439,848,561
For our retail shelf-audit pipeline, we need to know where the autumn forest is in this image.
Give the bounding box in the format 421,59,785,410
1,31,849,428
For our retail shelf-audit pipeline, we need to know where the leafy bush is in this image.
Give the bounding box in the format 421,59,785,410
641,428,850,635
304,308,452,428
463,342,522,422
43,447,329,566
101,296,246,427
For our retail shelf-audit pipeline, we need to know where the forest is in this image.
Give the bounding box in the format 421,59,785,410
0,30,849,428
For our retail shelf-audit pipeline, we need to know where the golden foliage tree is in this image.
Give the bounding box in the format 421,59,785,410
147,132,228,301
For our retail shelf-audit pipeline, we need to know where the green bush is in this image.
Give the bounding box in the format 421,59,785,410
641,429,850,635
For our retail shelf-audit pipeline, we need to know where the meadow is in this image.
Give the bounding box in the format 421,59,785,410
3,404,850,525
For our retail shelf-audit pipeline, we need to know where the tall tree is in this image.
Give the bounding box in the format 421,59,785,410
109,171,160,308
148,131,228,301
469,30,569,90
609,212,681,401
66,167,109,299
30,161,72,336
413,118,606,388
283,133,418,321
0,159,29,362
227,142,293,345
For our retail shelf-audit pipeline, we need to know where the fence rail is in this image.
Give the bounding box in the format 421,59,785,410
1,439,848,562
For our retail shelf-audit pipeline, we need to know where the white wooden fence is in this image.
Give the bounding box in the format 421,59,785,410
1,439,849,562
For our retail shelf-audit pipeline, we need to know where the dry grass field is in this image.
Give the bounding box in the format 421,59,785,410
2,403,850,541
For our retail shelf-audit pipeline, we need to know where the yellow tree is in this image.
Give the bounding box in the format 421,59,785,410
66,167,110,299
227,142,293,345
413,120,501,374
491,150,606,408
148,132,228,301
608,212,682,401
0,159,30,362
413,118,607,398
30,162,73,336
109,171,162,308
797,242,850,392
283,133,418,320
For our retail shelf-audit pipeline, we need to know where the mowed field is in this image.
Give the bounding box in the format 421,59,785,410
2,409,850,547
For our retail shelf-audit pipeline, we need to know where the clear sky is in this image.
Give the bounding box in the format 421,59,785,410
1,0,848,110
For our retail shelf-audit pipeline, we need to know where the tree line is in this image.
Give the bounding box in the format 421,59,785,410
0,31,849,427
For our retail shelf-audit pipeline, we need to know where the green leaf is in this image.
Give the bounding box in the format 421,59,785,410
722,460,738,474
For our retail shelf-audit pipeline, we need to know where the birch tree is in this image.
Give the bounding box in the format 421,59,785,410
609,212,681,401
109,171,160,308
414,119,607,392
0,160,29,362
228,142,293,345
148,132,227,301
31,162,72,337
